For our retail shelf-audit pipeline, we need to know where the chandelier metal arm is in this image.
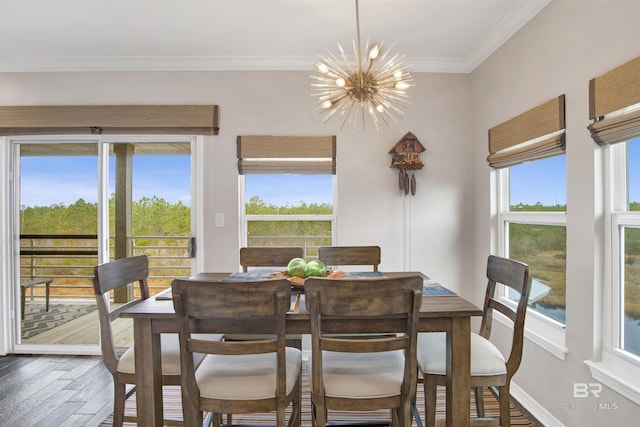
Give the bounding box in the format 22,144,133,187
311,0,413,130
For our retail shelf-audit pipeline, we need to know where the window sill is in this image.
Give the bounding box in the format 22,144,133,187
585,349,640,405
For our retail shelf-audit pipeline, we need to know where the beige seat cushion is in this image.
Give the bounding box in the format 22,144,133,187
195,347,302,400
417,332,507,376
313,350,405,399
117,333,223,376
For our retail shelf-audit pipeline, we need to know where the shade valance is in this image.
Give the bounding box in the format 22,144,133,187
0,105,220,136
237,135,336,174
487,95,565,169
588,56,640,145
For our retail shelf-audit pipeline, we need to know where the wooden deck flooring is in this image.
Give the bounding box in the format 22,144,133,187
21,298,133,347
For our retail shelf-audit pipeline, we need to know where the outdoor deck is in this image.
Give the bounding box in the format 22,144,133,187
20,297,133,347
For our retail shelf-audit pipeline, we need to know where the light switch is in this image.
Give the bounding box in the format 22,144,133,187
215,213,225,227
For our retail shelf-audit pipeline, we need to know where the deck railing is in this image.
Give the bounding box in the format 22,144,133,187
20,234,191,297
20,234,330,299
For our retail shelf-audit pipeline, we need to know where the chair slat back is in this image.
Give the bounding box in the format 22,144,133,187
171,279,291,334
240,246,304,272
480,255,532,378
305,276,423,339
92,255,150,374
306,276,420,317
93,255,149,297
318,245,381,271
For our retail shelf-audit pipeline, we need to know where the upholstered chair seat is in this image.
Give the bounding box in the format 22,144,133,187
195,348,302,400
315,350,405,399
116,333,221,376
418,332,507,377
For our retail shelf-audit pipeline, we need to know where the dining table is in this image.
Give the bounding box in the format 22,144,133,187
119,271,482,427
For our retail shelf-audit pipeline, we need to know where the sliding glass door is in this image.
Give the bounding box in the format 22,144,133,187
11,136,197,354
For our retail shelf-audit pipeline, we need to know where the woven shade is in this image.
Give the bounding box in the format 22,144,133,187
487,95,565,169
237,135,336,174
0,105,219,136
588,56,640,145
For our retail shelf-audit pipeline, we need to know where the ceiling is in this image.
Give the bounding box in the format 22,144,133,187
0,0,551,74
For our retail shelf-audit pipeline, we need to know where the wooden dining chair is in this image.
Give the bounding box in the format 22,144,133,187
416,255,532,427
239,246,304,272
235,246,305,346
305,275,423,427
93,255,201,426
172,277,302,427
318,245,381,271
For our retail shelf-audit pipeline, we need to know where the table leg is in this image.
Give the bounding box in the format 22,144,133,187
446,317,471,427
133,318,163,426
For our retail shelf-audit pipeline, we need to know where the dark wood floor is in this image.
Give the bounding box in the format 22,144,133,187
0,354,114,427
1,353,542,427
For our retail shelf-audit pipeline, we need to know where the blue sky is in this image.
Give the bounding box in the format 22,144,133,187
19,143,640,208
245,175,333,206
509,156,567,206
20,156,191,207
19,155,333,207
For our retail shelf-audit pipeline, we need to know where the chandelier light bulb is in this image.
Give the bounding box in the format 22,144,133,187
310,0,413,131
369,45,380,60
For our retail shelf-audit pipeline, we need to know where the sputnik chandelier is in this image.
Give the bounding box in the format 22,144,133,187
311,0,413,131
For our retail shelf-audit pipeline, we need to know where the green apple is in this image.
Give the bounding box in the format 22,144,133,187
287,258,307,278
304,260,327,277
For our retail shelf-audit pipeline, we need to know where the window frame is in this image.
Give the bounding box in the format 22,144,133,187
495,165,569,360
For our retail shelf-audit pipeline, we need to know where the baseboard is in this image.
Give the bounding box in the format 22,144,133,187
511,381,566,427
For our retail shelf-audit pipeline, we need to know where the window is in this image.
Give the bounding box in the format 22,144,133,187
497,156,568,358
606,137,640,356
237,136,336,259
505,156,567,324
588,135,640,404
585,56,640,404
242,174,335,258
490,95,568,358
613,138,640,358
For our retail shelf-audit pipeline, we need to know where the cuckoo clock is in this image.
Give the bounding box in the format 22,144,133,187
388,132,425,196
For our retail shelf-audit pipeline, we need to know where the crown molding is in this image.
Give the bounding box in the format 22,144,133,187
0,54,478,74
466,0,551,71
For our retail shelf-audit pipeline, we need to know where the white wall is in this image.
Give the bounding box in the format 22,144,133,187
0,70,473,322
470,0,640,424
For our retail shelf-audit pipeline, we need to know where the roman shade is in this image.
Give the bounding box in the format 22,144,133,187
487,95,566,169
237,135,336,174
0,105,219,136
588,56,640,145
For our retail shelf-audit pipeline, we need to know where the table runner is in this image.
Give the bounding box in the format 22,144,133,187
223,271,455,296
